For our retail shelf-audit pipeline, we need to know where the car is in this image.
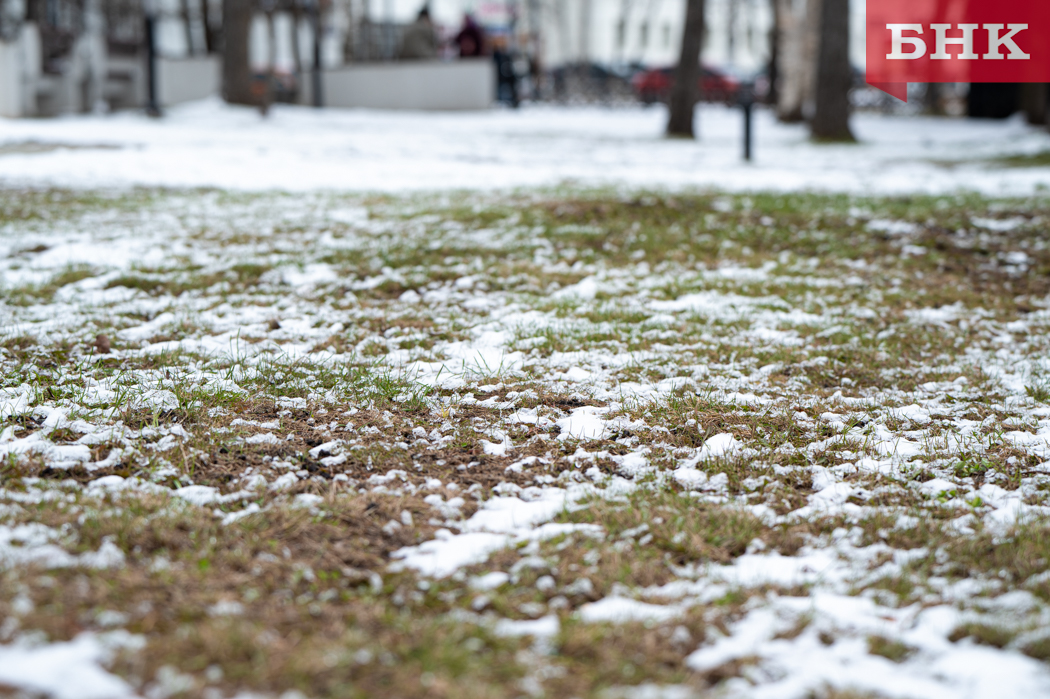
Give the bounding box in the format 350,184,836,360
631,65,740,105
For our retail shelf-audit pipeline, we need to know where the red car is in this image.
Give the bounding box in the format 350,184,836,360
632,66,740,105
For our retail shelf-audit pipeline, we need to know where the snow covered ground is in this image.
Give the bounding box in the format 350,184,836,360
2,106,1050,699
0,99,1050,195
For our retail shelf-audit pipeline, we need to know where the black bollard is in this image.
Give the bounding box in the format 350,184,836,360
739,81,754,162
144,9,161,117
309,0,324,108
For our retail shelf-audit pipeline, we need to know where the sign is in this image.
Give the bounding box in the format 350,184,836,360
866,0,1050,101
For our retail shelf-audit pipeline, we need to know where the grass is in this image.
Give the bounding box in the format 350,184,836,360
2,186,1050,697
994,151,1050,168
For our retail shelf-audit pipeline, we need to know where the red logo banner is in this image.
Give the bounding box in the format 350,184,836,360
866,0,1050,101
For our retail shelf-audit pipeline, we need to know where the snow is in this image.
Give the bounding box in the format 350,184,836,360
391,484,614,577
0,633,140,699
556,406,608,440
696,432,742,460
577,596,683,624
469,571,510,591
0,100,1049,196
5,99,1050,698
493,615,560,639
0,525,126,571
687,594,1050,699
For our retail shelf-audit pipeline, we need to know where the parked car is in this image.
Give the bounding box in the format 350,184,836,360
632,65,740,106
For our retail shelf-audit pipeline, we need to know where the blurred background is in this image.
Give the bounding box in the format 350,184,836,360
0,0,1039,125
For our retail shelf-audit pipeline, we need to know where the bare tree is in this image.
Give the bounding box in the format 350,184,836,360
810,0,852,140
222,0,255,104
615,0,635,61
180,0,196,54
774,0,818,122
666,0,703,138
766,0,778,105
923,83,944,116
1020,83,1047,125
579,0,592,63
201,0,220,53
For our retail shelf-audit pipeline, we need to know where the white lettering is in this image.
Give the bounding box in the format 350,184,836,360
886,24,926,60
984,24,1030,59
930,23,979,60
886,23,1033,61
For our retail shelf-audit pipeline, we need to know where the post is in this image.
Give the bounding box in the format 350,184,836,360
740,80,754,161
310,0,323,108
144,3,161,117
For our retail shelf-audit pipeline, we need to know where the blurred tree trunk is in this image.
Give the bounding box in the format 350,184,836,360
1021,83,1047,125
767,0,779,106
810,0,853,141
222,0,255,105
181,0,196,54
201,0,217,53
290,7,303,76
667,0,704,138
775,0,818,122
579,0,593,63
968,83,1020,119
923,84,944,116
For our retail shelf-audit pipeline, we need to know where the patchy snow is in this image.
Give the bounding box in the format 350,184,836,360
687,594,1050,699
0,101,1049,196
0,525,126,571
3,119,1050,699
391,483,616,577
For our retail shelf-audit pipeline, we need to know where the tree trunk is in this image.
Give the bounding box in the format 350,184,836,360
181,0,196,55
201,0,218,53
290,8,303,76
923,83,944,116
579,0,592,63
810,0,853,141
767,0,779,106
667,0,704,138
775,0,818,122
222,0,255,105
1020,83,1047,125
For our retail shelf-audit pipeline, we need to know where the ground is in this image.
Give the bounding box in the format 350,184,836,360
3,104,1050,699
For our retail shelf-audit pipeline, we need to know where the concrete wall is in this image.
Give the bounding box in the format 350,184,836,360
321,58,494,110
0,39,22,117
157,56,221,107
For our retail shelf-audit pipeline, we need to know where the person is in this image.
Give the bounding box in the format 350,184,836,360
490,35,519,108
400,7,438,60
454,14,486,58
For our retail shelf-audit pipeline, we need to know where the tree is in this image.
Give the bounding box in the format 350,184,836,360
667,0,704,138
222,0,255,105
810,0,853,140
1020,83,1047,125
767,0,779,106
775,0,818,123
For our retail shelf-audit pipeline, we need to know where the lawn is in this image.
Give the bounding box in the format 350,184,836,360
2,186,1050,698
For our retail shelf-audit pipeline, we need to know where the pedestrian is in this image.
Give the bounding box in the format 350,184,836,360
455,14,486,58
491,35,519,107
400,6,438,60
